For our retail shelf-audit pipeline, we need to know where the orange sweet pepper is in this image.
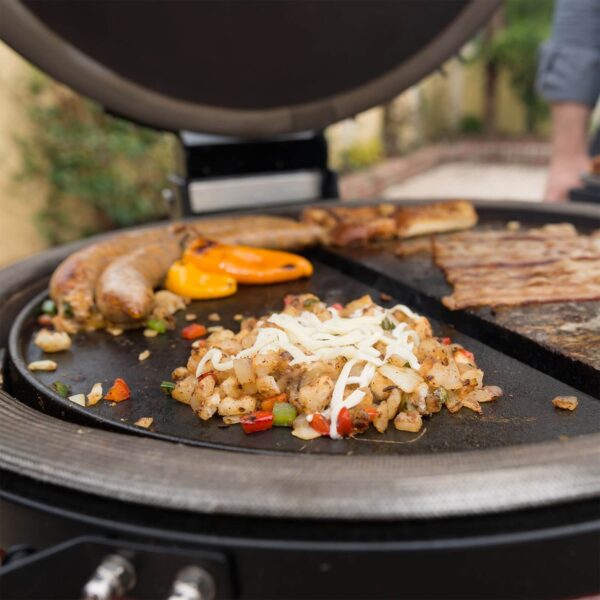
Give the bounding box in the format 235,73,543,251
165,260,237,299
183,239,313,285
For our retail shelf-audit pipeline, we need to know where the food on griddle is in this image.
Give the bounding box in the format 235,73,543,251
434,224,600,310
27,360,58,372
302,200,477,246
33,329,71,353
95,238,183,325
50,227,179,326
590,155,600,175
104,377,131,402
165,261,238,300
168,294,501,439
134,417,154,428
552,396,578,411
183,239,314,284
49,215,321,331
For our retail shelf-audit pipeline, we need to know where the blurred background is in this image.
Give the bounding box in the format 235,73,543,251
1,0,598,266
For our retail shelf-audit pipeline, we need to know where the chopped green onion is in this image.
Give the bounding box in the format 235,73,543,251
381,317,395,331
272,402,297,427
147,318,167,334
41,299,57,316
160,381,176,395
62,301,74,318
52,381,70,398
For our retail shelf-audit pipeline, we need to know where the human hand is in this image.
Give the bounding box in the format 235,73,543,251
543,154,589,202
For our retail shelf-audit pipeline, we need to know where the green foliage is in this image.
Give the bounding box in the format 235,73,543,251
481,0,554,132
338,138,383,172
17,71,174,244
459,114,483,135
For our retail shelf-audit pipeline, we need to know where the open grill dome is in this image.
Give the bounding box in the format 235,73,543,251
1,0,500,135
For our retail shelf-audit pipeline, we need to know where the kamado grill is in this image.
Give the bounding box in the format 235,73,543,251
1,2,599,599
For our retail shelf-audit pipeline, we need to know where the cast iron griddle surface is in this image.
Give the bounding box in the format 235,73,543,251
11,261,599,456
316,211,600,396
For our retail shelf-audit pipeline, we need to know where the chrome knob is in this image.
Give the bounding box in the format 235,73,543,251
81,553,136,600
167,565,216,600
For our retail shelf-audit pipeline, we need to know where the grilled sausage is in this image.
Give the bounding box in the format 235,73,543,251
49,228,171,321
49,216,323,325
187,215,325,249
95,236,183,325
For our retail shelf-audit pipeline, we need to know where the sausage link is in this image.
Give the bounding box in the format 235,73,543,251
95,236,183,325
49,228,169,321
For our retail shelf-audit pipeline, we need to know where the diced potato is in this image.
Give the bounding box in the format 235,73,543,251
252,352,281,377
373,400,389,433
387,388,402,420
394,410,423,433
552,396,578,411
218,395,256,416
221,376,242,399
134,417,154,428
192,391,220,420
171,366,189,381
171,374,196,405
27,360,57,372
370,371,394,401
298,374,333,414
34,329,71,353
196,373,216,398
256,375,281,398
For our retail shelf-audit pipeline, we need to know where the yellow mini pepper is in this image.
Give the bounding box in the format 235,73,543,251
165,260,237,299
183,239,313,285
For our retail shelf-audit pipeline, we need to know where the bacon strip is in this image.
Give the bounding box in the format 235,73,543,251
434,224,600,310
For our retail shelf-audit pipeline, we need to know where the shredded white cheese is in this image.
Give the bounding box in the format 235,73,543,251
195,303,422,437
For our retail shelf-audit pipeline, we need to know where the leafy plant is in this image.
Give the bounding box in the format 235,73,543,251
338,138,384,172
479,0,554,133
17,71,174,244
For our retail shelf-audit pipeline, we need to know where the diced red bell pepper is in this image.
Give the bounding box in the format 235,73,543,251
240,410,274,434
181,323,207,340
330,303,343,312
310,413,330,435
441,337,452,345
104,378,131,402
336,407,353,436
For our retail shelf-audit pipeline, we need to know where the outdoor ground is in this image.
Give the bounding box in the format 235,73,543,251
384,162,546,202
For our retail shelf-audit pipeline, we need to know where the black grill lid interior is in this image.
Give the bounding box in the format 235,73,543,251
0,0,500,135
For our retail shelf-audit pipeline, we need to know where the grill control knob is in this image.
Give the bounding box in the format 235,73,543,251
167,565,216,600
81,553,136,600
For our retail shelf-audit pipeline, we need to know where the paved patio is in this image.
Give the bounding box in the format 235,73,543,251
383,162,547,202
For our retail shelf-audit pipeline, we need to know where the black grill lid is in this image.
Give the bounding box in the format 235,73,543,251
0,0,500,135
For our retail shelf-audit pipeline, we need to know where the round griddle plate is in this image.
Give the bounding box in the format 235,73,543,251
1,200,600,519
0,0,500,135
9,268,600,457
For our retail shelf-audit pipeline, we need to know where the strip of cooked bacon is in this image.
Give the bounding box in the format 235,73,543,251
435,224,600,310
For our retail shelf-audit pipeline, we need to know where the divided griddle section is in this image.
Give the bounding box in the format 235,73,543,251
313,206,600,398
10,261,599,456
